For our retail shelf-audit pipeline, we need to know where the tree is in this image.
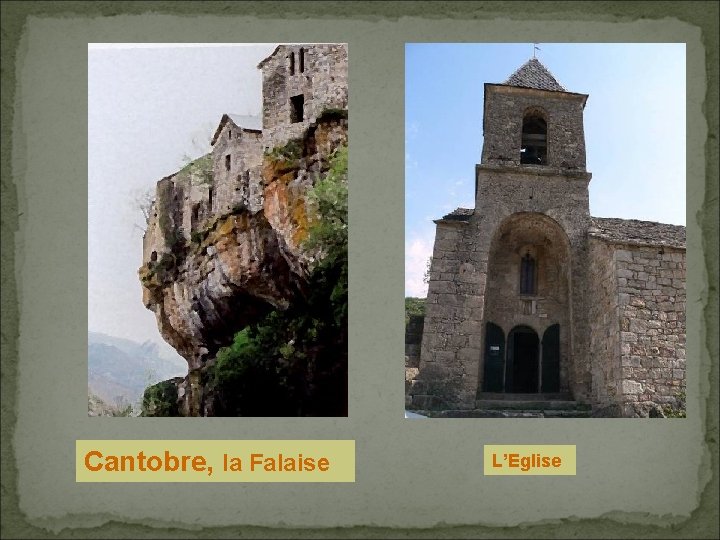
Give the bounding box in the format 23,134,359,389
130,186,156,234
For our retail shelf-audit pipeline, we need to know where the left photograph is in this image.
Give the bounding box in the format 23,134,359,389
89,43,349,417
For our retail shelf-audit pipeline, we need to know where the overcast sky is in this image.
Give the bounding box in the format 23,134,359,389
88,44,276,359
405,43,686,297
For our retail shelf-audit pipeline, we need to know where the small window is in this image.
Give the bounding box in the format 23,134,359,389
520,252,536,295
208,187,213,210
228,130,232,139
289,52,295,75
150,251,158,262
290,94,304,123
299,47,305,73
225,154,231,171
520,112,547,165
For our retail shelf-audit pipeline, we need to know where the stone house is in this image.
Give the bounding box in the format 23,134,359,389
407,58,686,418
142,44,348,265
259,44,348,151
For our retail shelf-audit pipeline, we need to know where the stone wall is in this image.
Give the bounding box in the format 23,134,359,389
143,174,189,263
413,219,480,410
587,238,686,417
588,239,621,413
211,121,264,215
483,212,572,393
260,44,348,151
405,315,425,368
481,85,587,171
614,244,686,417
412,165,592,410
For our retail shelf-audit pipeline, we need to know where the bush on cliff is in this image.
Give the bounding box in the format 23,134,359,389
141,379,180,417
211,145,348,416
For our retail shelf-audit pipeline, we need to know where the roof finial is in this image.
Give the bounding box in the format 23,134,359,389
533,43,541,59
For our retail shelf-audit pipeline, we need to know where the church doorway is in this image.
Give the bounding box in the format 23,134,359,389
506,326,539,393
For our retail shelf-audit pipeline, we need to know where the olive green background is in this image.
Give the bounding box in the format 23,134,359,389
1,2,718,538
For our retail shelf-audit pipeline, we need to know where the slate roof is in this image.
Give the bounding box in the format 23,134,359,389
211,113,262,145
504,58,566,92
589,217,686,249
439,207,474,222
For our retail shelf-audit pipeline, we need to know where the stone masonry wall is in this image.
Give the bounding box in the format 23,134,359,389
483,212,572,393
260,44,348,151
211,121,264,215
413,166,591,410
588,239,621,413
614,244,686,417
405,315,425,369
413,220,479,409
481,85,587,171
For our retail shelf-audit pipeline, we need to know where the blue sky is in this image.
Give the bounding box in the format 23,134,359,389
405,43,686,297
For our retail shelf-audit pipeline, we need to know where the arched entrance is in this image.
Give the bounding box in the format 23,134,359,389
482,323,561,394
506,326,539,393
479,212,572,395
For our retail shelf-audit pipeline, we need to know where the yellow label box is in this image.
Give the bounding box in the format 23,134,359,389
76,440,355,482
484,445,576,475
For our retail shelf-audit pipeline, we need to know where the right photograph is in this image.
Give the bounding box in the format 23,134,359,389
405,43,686,418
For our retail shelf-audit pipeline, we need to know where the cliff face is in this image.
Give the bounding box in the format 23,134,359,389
139,116,347,416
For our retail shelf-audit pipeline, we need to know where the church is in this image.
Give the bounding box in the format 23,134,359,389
406,57,686,418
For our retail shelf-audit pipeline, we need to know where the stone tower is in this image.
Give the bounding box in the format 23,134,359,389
412,58,593,410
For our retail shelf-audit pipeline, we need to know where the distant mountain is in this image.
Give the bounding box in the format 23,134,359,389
88,332,186,413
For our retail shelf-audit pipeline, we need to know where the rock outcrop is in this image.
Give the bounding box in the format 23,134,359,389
139,117,347,416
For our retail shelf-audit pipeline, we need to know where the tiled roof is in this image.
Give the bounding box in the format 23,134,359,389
440,208,474,221
589,217,685,249
504,58,566,92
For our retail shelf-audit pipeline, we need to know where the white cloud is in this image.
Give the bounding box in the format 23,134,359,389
405,234,434,297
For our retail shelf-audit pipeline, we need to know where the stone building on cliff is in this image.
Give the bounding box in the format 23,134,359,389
406,58,686,418
139,44,348,416
142,44,348,265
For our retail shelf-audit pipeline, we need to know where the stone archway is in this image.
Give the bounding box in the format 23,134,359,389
480,212,572,395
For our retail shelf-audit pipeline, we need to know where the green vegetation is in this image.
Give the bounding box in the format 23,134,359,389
181,153,213,186
662,390,686,418
209,145,348,416
88,393,134,417
265,138,303,162
190,229,209,245
141,379,180,417
405,297,426,325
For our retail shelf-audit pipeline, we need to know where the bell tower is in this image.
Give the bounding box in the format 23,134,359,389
414,56,594,411
480,58,589,172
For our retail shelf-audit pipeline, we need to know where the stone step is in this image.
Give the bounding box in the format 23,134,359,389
477,392,574,401
474,399,591,411
426,408,592,418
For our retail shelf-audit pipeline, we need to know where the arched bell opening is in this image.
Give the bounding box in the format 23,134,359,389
520,110,547,165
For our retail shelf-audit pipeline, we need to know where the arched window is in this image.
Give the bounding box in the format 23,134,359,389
520,252,536,295
520,112,547,165
289,52,295,75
